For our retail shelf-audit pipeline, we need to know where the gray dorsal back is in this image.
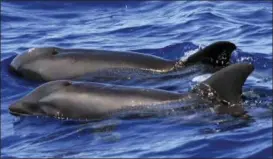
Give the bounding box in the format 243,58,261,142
199,63,254,104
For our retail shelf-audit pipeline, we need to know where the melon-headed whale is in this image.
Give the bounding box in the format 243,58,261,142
9,41,236,81
9,63,254,121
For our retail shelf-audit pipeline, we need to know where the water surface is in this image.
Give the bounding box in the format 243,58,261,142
1,1,272,158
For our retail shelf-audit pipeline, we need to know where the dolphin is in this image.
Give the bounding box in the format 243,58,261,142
9,41,236,81
9,63,254,121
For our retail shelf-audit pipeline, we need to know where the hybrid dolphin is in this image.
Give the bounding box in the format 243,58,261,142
9,41,236,81
9,63,254,121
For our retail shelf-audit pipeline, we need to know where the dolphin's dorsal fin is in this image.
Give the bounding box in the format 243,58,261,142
183,41,237,67
196,63,254,104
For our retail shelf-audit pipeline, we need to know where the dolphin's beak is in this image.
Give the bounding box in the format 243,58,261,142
9,65,23,77
9,103,29,116
9,101,45,116
9,103,22,116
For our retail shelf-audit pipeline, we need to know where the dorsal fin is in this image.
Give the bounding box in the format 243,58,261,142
183,41,236,67
199,63,254,104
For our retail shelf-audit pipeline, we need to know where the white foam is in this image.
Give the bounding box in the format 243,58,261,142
28,48,36,53
180,45,203,61
192,74,212,83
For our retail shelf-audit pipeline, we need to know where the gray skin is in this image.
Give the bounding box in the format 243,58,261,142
9,63,254,121
9,41,236,81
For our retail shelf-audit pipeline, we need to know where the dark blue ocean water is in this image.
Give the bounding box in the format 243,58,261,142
1,1,272,158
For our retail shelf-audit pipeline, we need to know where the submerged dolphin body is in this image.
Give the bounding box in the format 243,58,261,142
9,63,254,121
9,41,236,81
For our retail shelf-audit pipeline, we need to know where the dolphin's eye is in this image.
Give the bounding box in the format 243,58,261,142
52,49,58,55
